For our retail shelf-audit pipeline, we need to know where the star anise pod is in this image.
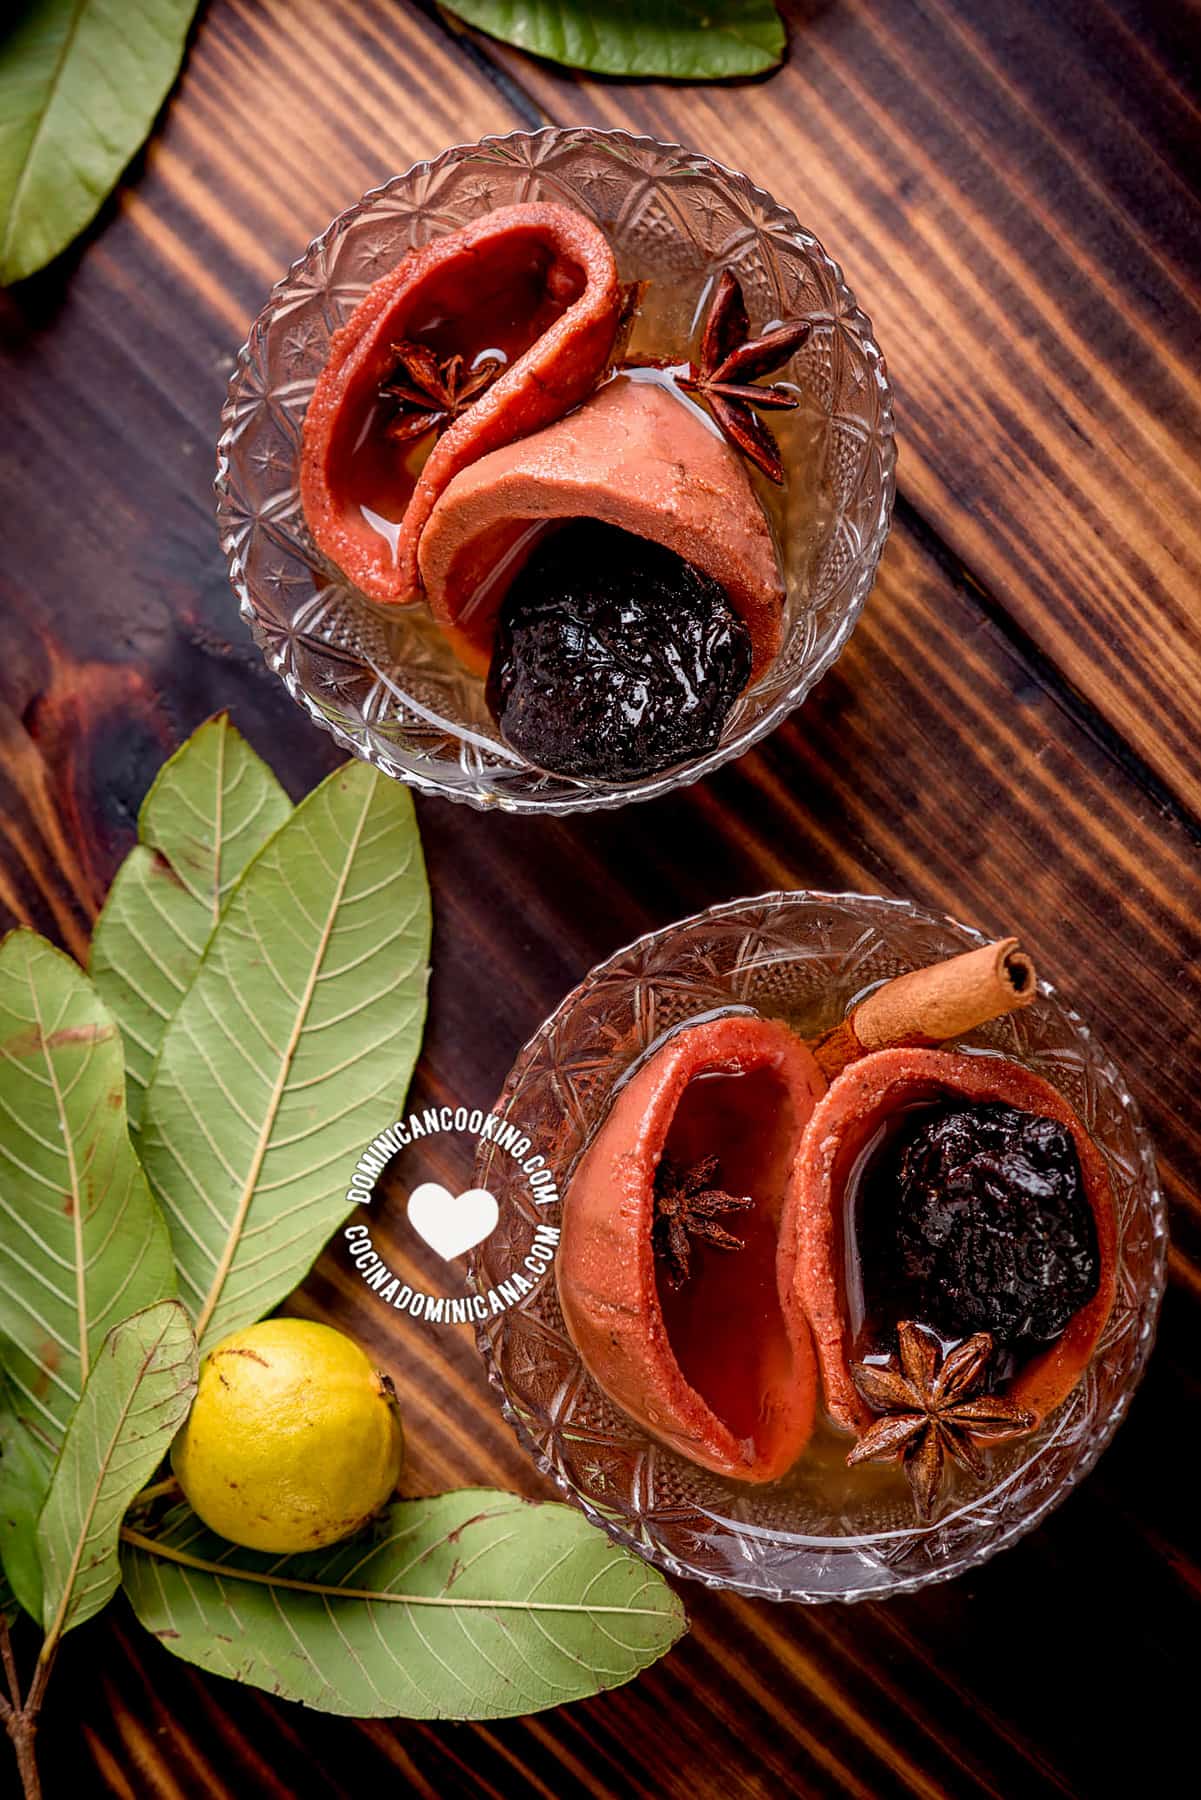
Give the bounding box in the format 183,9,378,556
847,1322,1035,1522
652,1152,753,1289
381,341,504,443
674,269,811,484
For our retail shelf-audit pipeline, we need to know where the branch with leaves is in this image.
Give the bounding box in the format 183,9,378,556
1,1303,196,1796
0,718,685,1798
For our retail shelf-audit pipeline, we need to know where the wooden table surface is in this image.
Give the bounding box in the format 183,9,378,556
2,2,1198,1794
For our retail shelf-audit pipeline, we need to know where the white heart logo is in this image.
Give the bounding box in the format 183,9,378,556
406,1181,499,1262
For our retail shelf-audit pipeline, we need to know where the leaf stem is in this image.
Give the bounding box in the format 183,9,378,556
26,972,89,1384
4,1716,41,1800
119,1526,670,1615
130,1475,182,1508
192,777,374,1343
0,1616,48,1800
24,1644,57,1724
0,1616,21,1711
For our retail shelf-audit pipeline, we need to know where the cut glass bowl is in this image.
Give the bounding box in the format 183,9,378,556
216,127,894,813
471,892,1165,1601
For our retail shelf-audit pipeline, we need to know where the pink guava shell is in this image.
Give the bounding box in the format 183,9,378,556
300,204,621,605
558,1013,825,1482
781,1047,1119,1433
419,376,785,678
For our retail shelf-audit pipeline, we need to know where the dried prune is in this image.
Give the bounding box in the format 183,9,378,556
879,1102,1100,1348
486,521,753,781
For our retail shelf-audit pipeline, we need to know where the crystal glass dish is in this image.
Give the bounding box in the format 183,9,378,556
471,892,1165,1601
215,128,894,814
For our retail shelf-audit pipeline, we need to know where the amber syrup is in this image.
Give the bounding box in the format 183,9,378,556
844,1102,942,1364
774,1102,951,1518
618,270,830,611
655,1064,800,1449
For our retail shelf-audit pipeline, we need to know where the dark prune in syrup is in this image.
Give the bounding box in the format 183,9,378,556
486,521,753,782
874,1102,1099,1349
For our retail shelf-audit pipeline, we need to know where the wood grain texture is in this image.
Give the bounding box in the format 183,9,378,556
0,2,1197,1796
443,0,1201,815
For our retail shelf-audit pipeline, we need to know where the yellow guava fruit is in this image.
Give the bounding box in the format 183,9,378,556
172,1319,403,1552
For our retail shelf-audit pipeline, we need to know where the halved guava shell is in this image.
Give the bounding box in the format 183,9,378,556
557,1013,825,1483
781,1047,1119,1433
418,377,785,678
300,203,620,605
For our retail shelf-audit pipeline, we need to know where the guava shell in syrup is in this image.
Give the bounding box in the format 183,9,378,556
418,378,785,679
781,1047,1119,1434
557,1013,825,1483
300,204,621,605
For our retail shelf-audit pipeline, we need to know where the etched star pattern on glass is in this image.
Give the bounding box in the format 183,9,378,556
470,893,1165,1602
216,128,895,813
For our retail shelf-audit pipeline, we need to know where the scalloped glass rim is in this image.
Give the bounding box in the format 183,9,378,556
215,126,895,814
471,891,1166,1602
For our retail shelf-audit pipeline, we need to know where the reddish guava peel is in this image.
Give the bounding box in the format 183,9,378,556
300,204,621,605
419,378,785,678
782,1047,1118,1433
557,1013,825,1483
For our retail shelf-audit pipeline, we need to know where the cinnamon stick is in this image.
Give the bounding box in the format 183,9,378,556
812,938,1037,1082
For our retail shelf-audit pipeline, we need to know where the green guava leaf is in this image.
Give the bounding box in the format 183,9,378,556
38,1300,196,1639
441,0,785,78
91,715,292,1129
0,0,200,285
0,931,175,1459
0,1357,55,1620
122,1490,686,1716
138,762,430,1353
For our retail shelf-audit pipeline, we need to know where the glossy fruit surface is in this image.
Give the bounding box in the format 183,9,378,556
886,1102,1099,1347
487,520,753,780
786,1048,1118,1432
299,202,619,606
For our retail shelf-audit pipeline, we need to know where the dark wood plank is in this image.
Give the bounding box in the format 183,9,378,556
437,0,1201,816
7,513,1199,1800
1,3,1198,1797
